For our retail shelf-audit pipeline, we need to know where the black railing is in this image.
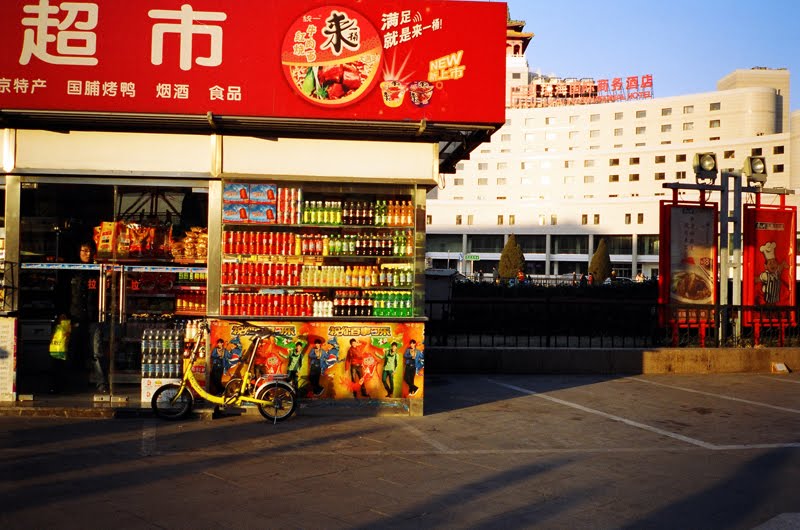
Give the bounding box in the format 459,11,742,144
425,298,800,349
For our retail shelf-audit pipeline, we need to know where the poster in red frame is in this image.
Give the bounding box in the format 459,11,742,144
658,202,718,325
742,204,796,325
0,1,506,125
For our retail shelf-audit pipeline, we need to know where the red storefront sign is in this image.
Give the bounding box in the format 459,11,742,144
658,202,718,325
742,204,797,325
0,0,506,125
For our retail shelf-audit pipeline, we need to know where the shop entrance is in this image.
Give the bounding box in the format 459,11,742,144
17,180,208,397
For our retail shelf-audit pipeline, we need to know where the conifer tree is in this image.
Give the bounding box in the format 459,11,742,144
589,238,612,284
499,234,525,280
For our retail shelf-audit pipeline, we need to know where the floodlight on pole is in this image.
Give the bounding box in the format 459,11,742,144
743,155,767,188
693,152,718,185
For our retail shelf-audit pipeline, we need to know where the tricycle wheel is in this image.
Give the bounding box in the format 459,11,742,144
256,382,297,422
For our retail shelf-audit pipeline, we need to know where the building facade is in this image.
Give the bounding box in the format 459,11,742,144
425,17,798,280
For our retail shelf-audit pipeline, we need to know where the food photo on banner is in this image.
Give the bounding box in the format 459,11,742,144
209,320,424,400
742,205,797,325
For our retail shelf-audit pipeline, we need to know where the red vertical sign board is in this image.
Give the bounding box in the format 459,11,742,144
658,202,718,325
742,205,796,325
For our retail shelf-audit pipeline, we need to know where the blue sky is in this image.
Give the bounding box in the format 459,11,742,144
501,0,800,111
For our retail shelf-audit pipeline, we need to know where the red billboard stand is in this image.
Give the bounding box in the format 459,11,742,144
742,195,797,346
658,188,718,346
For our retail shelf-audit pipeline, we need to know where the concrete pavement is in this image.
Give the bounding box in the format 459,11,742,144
1,372,799,529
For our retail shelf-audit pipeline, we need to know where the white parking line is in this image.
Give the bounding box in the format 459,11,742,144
489,379,717,449
400,422,451,452
629,377,800,414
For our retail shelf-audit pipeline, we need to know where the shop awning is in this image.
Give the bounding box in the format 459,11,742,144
0,110,498,175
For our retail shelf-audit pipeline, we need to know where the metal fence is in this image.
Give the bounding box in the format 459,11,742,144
425,297,800,349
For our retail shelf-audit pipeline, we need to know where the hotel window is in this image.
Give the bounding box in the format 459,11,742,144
497,162,508,170
584,175,594,184
629,157,640,165
636,110,646,118
661,107,672,116
454,178,464,186
501,134,511,142
661,124,672,133
636,126,646,134
496,178,507,185
456,162,465,170
564,176,575,184
676,154,687,162
676,171,687,179
581,214,588,225
569,131,579,139
569,115,579,124
521,161,533,170
683,139,694,143
453,196,464,200
545,117,556,125
655,155,666,163
625,213,632,225
590,145,600,150
520,176,532,185
426,215,432,225
683,122,694,131
551,214,558,225
629,173,640,182
709,137,720,141
497,215,504,225
752,147,763,156
478,163,488,170
564,160,575,168
593,214,600,225
524,133,536,142
505,118,512,125
538,214,546,226
511,73,521,80
584,160,595,168
774,145,785,154
609,174,620,182
590,113,600,122
774,164,785,173
589,129,600,138
637,213,644,224
467,215,474,225
477,178,488,185
614,128,623,136
709,119,720,128
455,215,462,225
525,118,537,126
683,105,694,114
724,150,735,159
615,112,624,120
655,172,666,180
509,215,515,225
710,102,721,111
545,132,557,140
610,158,620,166
500,149,511,153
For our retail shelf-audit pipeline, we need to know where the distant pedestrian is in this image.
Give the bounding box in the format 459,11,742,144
580,273,588,287
587,272,594,286
492,267,499,284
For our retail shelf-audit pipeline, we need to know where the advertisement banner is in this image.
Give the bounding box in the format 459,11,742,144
209,320,424,400
0,1,506,125
742,205,796,325
659,202,717,324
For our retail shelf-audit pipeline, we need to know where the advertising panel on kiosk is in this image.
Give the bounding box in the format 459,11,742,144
0,0,507,127
742,204,797,326
658,202,718,325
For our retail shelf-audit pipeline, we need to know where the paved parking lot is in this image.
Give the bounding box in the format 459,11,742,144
1,373,799,529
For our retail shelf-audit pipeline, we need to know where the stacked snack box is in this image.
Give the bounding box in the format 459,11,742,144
222,182,301,224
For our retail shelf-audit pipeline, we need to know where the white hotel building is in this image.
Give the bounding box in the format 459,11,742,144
425,16,799,280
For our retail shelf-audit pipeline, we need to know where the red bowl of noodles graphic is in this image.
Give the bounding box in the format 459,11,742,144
281,6,382,107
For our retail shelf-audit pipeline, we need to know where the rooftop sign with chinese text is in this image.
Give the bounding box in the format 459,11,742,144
510,74,654,109
0,1,506,126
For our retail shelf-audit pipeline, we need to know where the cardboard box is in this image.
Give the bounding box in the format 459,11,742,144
250,184,277,204
248,203,277,224
223,202,250,223
223,183,250,203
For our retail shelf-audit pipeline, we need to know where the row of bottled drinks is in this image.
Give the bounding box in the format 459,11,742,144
301,199,414,227
223,229,414,257
218,290,413,318
221,262,413,288
139,319,205,379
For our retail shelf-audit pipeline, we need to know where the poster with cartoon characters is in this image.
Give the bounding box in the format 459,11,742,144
743,205,796,325
209,320,424,400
